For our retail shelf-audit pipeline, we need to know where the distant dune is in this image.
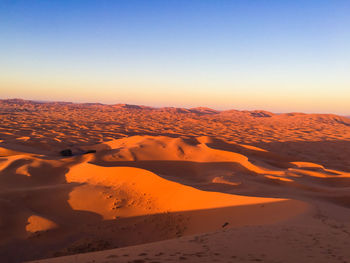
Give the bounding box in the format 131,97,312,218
0,99,350,263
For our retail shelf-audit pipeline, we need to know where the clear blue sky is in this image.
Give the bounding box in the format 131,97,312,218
0,0,349,114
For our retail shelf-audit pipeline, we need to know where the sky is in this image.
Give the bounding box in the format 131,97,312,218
0,0,349,114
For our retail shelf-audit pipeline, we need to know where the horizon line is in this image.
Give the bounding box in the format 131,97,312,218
1,97,349,117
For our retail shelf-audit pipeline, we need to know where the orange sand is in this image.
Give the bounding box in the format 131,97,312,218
0,99,349,263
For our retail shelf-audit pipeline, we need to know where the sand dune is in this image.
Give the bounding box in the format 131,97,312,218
0,99,350,263
1,99,350,169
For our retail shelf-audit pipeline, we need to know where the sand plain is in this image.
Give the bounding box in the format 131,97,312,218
0,99,350,263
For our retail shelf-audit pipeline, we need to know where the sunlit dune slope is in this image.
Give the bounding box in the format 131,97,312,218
67,161,304,219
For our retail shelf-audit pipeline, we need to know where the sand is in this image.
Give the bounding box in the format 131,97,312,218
0,99,349,263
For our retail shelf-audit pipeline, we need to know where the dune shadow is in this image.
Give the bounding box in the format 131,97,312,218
255,140,350,173
7,199,305,263
92,159,257,182
0,156,106,263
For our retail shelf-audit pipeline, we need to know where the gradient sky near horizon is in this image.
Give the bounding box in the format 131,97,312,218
0,0,349,114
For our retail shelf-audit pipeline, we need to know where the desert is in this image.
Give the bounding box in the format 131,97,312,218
2,0,350,262
0,99,350,262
